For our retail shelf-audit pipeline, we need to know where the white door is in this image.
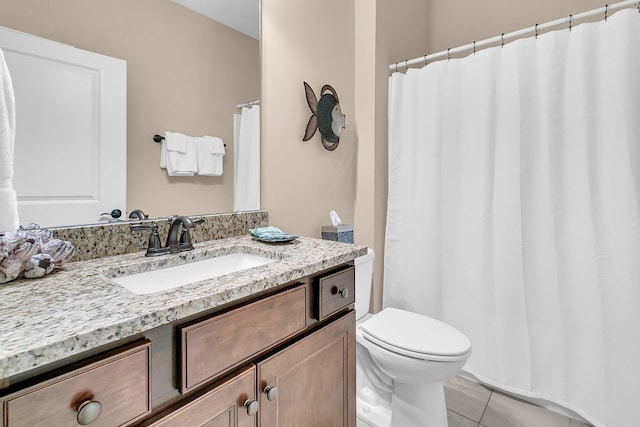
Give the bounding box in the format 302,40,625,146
0,26,126,227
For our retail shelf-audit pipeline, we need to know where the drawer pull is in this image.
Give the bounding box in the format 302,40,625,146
264,385,279,401
333,286,349,299
245,399,259,416
76,400,102,425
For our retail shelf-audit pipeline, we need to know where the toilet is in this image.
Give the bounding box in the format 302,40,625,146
354,249,471,427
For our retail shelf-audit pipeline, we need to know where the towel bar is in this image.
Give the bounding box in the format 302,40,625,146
153,134,226,147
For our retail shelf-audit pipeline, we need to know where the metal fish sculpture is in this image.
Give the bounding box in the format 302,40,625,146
303,82,346,151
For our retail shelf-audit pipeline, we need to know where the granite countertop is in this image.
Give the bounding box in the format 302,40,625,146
0,236,367,382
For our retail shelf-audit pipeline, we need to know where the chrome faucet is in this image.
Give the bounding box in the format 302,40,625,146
165,216,196,253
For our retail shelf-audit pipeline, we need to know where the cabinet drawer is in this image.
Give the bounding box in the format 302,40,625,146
4,340,151,427
316,267,355,321
180,286,306,392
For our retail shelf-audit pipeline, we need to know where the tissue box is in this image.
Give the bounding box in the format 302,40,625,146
321,224,354,244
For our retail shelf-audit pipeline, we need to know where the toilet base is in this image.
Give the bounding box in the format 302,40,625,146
357,381,448,427
390,381,447,427
357,393,391,427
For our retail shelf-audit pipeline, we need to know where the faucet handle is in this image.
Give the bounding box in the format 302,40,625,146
132,222,167,257
145,223,165,256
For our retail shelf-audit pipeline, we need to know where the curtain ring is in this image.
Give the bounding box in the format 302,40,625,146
405,59,409,69
501,33,505,48
394,62,398,72
605,4,608,22
569,14,572,31
447,48,451,61
535,24,539,39
473,41,476,55
424,54,427,65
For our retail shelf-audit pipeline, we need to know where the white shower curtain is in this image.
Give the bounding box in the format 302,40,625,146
385,9,640,427
234,105,260,212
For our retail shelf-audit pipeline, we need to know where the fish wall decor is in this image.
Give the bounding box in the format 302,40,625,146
302,82,346,151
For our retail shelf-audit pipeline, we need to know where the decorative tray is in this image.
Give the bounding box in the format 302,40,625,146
250,226,298,243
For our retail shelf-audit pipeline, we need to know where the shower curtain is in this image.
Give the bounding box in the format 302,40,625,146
385,9,640,427
234,105,260,212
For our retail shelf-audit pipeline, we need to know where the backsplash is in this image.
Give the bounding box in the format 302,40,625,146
51,211,269,262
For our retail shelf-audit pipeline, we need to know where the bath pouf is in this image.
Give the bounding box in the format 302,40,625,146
23,225,53,246
41,239,75,267
11,238,39,263
0,255,23,283
0,232,23,254
17,224,53,247
23,254,55,279
0,269,19,284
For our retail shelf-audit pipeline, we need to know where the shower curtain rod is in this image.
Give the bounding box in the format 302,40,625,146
389,0,639,71
235,100,260,109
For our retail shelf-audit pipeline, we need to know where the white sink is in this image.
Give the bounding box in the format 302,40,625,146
111,253,275,295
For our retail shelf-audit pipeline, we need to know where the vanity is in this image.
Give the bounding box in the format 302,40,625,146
0,220,366,426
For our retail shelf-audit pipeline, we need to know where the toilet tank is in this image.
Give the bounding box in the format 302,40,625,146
354,248,375,320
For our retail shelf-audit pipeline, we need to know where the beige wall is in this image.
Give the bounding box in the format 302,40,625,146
261,0,356,238
0,0,259,220
354,0,429,313
427,0,608,54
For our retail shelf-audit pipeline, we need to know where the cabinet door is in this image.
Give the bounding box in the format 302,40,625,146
257,311,355,427
147,366,257,427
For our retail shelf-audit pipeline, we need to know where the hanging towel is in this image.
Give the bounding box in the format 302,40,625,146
196,135,225,176
161,131,197,176
0,48,19,232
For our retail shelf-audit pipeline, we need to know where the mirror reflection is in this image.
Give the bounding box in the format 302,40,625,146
0,0,260,229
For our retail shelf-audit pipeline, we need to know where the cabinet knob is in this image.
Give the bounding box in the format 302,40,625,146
264,385,279,401
245,399,259,416
76,400,102,425
338,288,349,298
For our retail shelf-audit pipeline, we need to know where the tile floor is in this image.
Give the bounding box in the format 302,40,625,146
356,375,594,427
444,376,592,427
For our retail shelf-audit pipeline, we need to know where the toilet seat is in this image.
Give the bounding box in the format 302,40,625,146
359,307,471,362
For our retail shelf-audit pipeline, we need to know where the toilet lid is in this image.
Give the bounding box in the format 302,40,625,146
359,307,471,359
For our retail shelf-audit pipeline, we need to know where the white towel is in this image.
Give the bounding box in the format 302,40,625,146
196,136,225,176
161,131,197,176
0,48,19,232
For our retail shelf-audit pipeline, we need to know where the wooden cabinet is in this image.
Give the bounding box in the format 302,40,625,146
3,341,151,427
149,311,355,427
257,311,356,427
1,263,355,427
155,266,356,427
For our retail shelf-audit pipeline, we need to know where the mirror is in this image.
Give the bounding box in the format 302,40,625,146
0,0,260,229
